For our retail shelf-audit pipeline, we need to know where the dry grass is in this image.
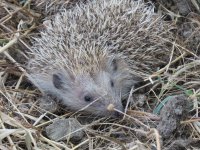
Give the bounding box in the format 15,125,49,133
0,0,200,149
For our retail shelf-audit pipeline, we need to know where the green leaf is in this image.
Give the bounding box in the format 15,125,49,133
153,96,173,115
185,89,194,96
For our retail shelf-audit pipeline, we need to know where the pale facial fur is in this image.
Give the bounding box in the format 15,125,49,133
51,57,137,117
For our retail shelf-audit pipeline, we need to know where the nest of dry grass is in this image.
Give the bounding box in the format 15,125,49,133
0,0,200,149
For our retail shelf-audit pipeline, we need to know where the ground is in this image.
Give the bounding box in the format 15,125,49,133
0,0,200,149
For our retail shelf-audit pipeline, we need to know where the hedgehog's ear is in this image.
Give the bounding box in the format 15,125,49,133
111,57,118,72
109,56,123,73
52,72,74,90
107,57,118,73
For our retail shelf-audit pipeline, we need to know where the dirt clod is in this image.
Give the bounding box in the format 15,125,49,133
157,95,189,139
45,118,85,142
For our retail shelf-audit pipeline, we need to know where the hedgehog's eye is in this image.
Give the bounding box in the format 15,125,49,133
110,80,114,87
84,95,93,102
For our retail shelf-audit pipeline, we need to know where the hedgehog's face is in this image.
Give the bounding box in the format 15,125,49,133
52,57,139,117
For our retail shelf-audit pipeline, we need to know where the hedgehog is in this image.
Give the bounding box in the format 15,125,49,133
27,0,175,117
34,0,84,15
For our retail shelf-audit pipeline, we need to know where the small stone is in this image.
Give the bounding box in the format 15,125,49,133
45,118,85,142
